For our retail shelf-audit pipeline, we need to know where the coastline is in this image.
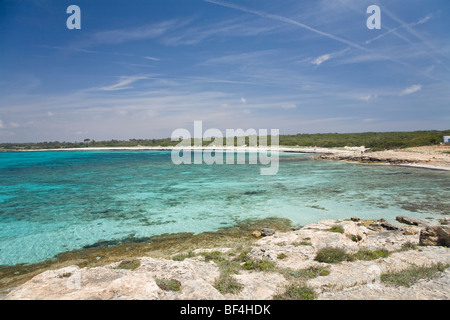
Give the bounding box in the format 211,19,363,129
4,145,450,171
2,216,449,300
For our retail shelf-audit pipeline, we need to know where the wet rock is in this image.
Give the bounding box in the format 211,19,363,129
260,228,275,236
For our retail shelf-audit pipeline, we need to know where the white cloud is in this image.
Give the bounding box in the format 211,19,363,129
144,56,161,61
360,94,378,101
240,97,247,104
0,120,4,128
400,84,422,96
99,76,148,91
311,54,331,66
47,111,54,116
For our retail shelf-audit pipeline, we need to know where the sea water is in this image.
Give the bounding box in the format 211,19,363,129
0,150,448,266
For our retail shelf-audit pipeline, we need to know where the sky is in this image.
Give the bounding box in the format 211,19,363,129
0,0,449,142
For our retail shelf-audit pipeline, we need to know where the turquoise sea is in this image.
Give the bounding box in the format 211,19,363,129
0,150,449,266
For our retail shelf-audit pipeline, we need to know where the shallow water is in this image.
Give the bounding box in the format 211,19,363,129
0,150,448,266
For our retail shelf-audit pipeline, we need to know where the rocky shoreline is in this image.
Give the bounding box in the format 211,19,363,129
3,217,449,300
315,145,450,171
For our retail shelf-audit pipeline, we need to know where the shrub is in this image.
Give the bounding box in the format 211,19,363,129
172,251,196,261
202,251,226,263
215,274,243,294
353,249,389,261
273,284,315,300
277,253,287,259
381,263,448,287
325,226,344,234
155,278,181,291
314,248,354,263
116,259,141,270
242,259,276,271
280,266,330,280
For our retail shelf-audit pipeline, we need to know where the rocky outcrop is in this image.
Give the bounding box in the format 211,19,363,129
420,225,450,247
396,216,430,227
4,219,450,300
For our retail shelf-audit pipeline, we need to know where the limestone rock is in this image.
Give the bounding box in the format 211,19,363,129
396,216,429,227
419,225,450,246
4,218,450,301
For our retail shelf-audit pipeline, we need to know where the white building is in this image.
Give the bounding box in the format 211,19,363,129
444,136,450,144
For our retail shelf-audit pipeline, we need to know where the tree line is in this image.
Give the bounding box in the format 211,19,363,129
1,130,449,151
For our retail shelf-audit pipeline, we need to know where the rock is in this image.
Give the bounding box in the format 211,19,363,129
403,228,419,235
251,230,262,238
5,218,450,301
292,226,303,231
396,216,429,227
419,225,450,246
351,217,361,222
260,228,275,236
370,221,401,231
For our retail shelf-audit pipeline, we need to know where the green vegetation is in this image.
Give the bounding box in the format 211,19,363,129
171,251,196,261
116,259,141,270
350,234,363,242
293,240,312,246
315,247,390,263
279,130,450,151
2,130,449,151
314,248,354,263
273,284,316,300
399,241,418,251
277,253,287,259
155,278,182,291
325,226,345,234
280,266,330,280
353,249,389,261
201,251,226,263
215,273,243,294
241,259,276,271
381,263,448,287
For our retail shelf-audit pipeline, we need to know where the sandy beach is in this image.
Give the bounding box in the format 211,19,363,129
315,145,450,171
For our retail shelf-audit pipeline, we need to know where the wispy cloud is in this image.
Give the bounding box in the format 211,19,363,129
144,56,161,61
365,14,434,45
399,84,422,96
98,75,148,91
204,0,370,52
65,19,189,51
161,17,281,46
311,54,331,66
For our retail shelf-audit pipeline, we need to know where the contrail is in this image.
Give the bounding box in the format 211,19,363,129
204,0,446,81
204,0,371,53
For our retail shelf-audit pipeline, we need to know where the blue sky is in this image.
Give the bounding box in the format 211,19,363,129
0,0,449,142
